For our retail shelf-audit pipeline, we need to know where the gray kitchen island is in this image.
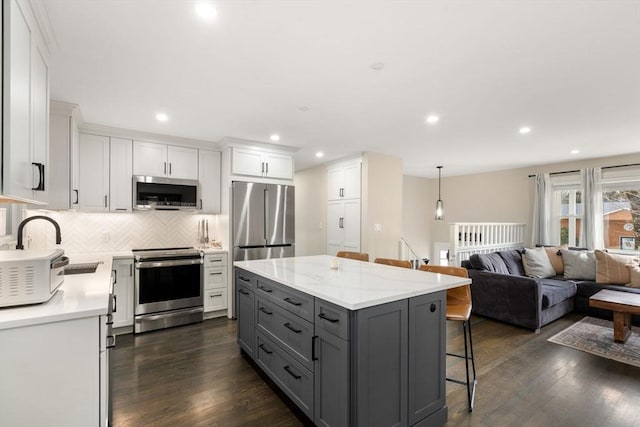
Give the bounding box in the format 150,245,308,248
234,255,471,427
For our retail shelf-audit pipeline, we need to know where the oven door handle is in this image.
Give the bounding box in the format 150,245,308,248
136,258,203,269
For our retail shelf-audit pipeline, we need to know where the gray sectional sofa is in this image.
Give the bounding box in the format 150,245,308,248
462,249,640,332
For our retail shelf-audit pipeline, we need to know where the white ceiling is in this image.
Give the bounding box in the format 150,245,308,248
43,0,640,178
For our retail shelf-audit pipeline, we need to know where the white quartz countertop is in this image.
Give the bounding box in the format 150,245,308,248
0,252,116,330
234,255,471,310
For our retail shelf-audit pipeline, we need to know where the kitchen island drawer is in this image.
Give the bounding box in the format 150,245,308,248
236,268,257,288
315,298,351,340
256,297,313,370
255,277,314,322
256,332,313,420
204,253,227,267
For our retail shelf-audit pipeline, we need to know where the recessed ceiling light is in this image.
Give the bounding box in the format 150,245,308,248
426,115,439,124
297,106,309,112
570,149,580,155
195,1,217,21
315,152,324,158
155,113,169,122
370,62,385,71
519,126,532,134
270,134,280,142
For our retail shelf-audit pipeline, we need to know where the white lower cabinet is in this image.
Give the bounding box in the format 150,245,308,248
203,252,228,315
0,316,106,427
112,258,134,328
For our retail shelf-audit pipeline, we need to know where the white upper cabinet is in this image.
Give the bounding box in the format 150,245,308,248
3,0,51,202
133,141,198,180
231,147,294,180
48,101,80,210
327,160,361,201
78,134,110,212
199,149,221,213
109,138,133,212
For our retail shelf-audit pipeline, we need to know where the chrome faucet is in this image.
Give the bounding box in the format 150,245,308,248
16,216,62,250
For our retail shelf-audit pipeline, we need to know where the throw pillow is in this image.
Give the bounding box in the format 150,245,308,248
521,247,556,279
595,250,639,284
498,249,525,276
560,249,596,280
469,253,510,274
627,265,640,288
544,247,564,275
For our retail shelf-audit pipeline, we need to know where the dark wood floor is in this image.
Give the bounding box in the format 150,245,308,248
112,313,640,427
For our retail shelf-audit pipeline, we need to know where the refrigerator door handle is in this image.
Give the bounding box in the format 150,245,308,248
264,188,268,241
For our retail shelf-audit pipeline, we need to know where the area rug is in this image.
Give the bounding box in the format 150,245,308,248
548,317,640,368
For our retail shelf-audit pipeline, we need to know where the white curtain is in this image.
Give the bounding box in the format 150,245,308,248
532,173,551,246
581,167,604,249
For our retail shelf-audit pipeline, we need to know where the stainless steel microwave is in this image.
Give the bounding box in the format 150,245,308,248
133,175,200,211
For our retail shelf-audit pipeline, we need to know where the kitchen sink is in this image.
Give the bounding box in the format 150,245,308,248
64,262,101,275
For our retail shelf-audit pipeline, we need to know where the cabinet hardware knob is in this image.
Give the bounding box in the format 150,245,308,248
430,303,437,313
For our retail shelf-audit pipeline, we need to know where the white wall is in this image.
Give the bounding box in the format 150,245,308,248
294,165,327,256
362,152,404,260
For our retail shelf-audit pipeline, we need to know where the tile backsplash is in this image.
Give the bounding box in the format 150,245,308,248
20,210,221,253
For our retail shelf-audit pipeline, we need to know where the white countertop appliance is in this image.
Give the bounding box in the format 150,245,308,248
0,249,68,308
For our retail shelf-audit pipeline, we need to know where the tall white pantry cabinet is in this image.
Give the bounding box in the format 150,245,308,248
326,159,362,256
2,0,51,203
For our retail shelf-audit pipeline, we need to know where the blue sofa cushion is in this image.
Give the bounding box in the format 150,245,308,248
498,249,525,276
540,278,577,309
469,253,509,274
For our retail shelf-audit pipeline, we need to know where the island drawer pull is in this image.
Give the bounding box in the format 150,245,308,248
239,289,250,295
318,312,339,323
258,285,273,293
284,322,302,333
284,365,302,380
239,275,251,282
259,344,273,355
284,297,301,306
259,306,273,315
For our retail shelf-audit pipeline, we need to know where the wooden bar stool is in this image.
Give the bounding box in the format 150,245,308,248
419,264,477,412
336,251,369,262
373,257,412,269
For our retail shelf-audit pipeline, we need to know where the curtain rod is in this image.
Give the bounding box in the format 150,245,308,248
527,162,640,178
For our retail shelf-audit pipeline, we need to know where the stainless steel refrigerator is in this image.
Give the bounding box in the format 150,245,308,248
232,181,295,261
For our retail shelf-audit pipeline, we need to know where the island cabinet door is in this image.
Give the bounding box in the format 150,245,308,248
353,299,408,427
313,326,350,427
236,281,255,358
408,291,446,426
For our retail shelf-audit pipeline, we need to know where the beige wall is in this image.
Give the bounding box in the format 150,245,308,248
361,152,404,260
294,165,327,256
422,152,640,249
402,175,432,259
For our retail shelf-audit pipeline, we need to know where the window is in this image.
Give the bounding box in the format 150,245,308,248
601,167,640,253
550,174,582,247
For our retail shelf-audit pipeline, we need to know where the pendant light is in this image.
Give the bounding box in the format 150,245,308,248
435,166,444,220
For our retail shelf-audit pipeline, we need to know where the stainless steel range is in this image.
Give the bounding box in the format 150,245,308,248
132,247,203,333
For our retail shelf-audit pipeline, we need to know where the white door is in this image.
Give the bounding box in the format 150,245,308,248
133,141,167,177
5,0,32,200
327,201,344,254
31,45,49,203
343,162,361,199
78,134,109,211
264,152,293,180
199,150,221,213
112,259,134,328
327,167,344,201
232,147,263,177
109,138,133,212
167,145,198,180
342,199,361,251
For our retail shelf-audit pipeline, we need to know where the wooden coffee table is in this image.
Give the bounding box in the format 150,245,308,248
589,289,640,343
